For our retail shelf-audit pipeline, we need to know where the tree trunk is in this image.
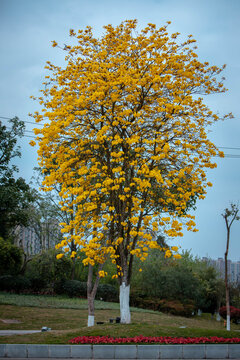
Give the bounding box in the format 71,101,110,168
71,256,76,280
87,263,103,327
225,252,230,331
119,282,131,324
88,295,95,327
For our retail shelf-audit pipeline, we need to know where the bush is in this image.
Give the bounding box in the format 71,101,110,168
53,279,66,295
28,275,47,292
219,306,240,324
0,275,14,291
13,275,31,293
130,293,194,317
25,249,73,292
0,238,23,275
158,299,195,317
96,284,118,302
0,275,31,293
63,280,87,298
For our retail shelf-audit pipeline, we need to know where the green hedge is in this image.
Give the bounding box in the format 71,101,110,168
0,275,31,293
130,292,194,317
96,284,118,302
63,280,87,298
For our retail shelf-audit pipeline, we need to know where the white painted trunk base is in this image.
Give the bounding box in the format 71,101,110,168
88,315,95,327
119,282,131,324
226,314,231,331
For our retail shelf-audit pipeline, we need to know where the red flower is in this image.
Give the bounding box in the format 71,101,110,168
69,335,240,345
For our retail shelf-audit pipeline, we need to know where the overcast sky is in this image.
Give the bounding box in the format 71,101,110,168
0,0,239,260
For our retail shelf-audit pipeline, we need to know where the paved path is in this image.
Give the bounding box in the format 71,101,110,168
0,330,41,336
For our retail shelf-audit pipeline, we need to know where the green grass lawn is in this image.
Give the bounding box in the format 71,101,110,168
0,292,239,344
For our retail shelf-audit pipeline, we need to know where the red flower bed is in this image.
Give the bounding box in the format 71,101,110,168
69,335,240,344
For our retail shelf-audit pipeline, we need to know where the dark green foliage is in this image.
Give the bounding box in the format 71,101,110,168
58,281,118,301
0,177,36,239
132,250,200,302
96,284,118,302
129,292,194,316
195,266,225,314
0,117,25,177
229,283,240,308
63,280,87,298
53,279,66,295
13,275,31,293
0,118,36,238
25,249,73,292
0,275,31,293
0,237,23,275
0,275,14,291
131,249,225,314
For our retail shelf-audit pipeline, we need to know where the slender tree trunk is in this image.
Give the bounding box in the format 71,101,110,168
225,247,230,331
87,263,103,327
222,204,239,331
71,256,76,280
225,226,230,331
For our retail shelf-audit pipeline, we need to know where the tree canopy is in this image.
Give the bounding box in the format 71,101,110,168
0,117,25,178
0,118,36,239
31,20,231,322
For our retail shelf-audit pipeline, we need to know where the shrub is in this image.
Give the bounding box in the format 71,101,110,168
53,279,66,295
96,284,118,302
28,275,47,292
158,299,194,317
219,306,240,324
0,238,23,275
0,275,31,293
25,248,73,292
13,275,31,293
130,294,194,317
63,280,87,298
0,275,14,291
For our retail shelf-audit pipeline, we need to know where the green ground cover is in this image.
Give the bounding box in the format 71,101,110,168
0,292,239,344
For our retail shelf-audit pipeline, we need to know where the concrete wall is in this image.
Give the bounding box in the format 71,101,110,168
0,343,240,358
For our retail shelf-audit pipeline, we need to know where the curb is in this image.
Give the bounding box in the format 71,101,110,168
0,344,240,359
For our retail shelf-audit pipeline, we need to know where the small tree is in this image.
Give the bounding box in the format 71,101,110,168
31,20,232,323
222,203,239,331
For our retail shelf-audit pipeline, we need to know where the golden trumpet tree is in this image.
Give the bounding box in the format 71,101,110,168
31,20,231,323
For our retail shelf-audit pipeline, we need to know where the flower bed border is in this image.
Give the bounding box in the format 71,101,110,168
69,335,240,345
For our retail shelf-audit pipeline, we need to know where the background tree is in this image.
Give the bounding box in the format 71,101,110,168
31,20,231,323
0,118,36,239
0,117,25,178
0,237,23,276
131,249,224,314
222,203,240,331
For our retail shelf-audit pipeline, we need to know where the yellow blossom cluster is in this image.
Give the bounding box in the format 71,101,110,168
30,20,231,282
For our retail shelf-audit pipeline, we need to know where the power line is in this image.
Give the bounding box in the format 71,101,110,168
2,115,240,158
0,116,44,126
219,146,240,151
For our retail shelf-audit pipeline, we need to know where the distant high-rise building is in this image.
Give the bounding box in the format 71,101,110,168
14,220,62,255
202,257,240,284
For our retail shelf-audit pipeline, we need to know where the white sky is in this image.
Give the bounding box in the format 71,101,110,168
0,0,239,260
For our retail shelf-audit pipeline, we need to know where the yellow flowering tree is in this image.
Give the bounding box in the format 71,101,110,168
31,20,231,323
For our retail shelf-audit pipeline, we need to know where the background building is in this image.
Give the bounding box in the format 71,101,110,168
14,220,63,255
202,257,240,284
